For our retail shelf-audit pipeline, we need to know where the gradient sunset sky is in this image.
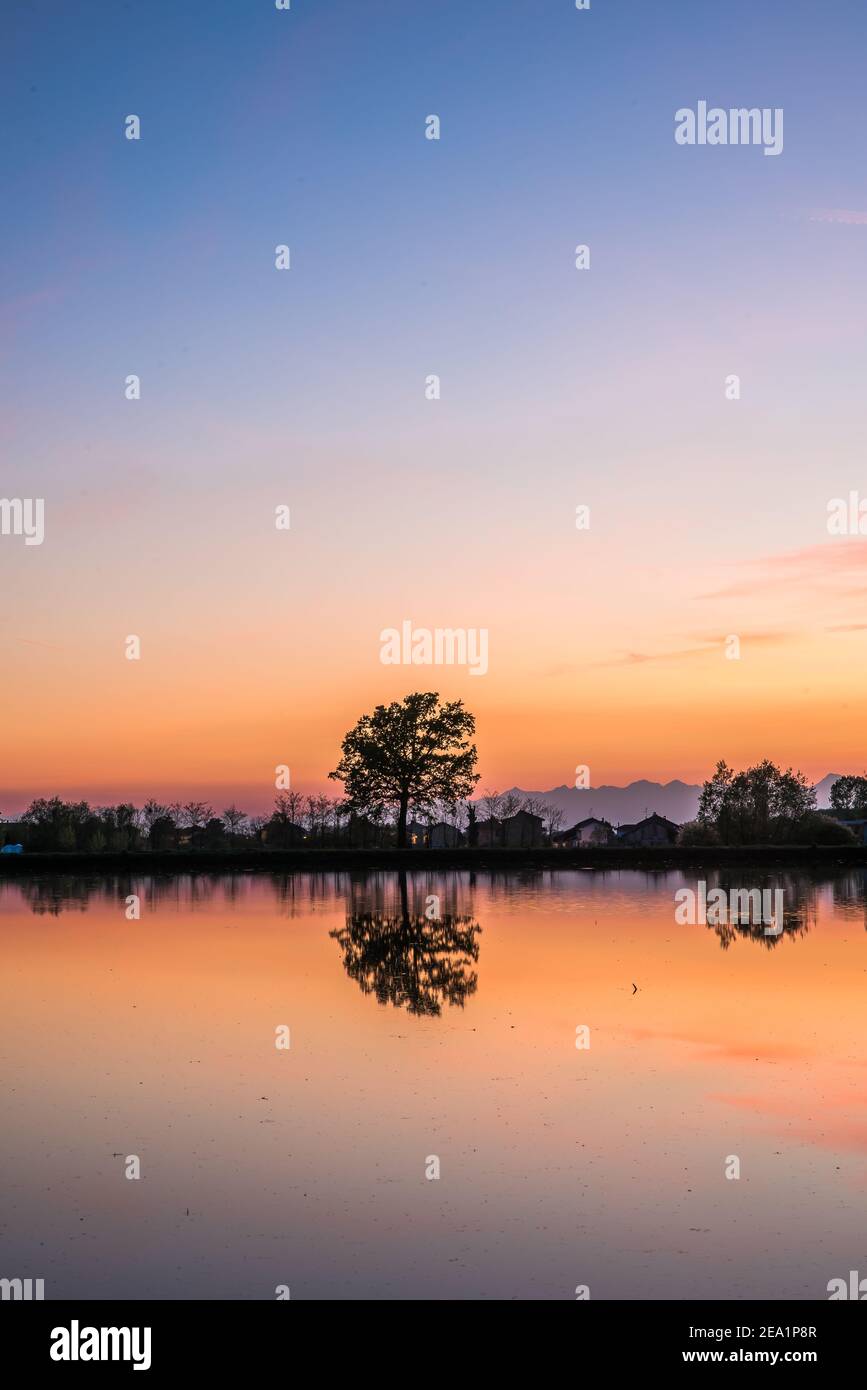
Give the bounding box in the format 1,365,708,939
3,0,867,813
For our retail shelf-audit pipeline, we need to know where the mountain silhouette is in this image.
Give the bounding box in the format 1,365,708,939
481,775,844,826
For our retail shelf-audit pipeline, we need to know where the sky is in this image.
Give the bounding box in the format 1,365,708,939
2,0,867,814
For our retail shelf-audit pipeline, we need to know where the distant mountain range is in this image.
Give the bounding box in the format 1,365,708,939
480,775,843,827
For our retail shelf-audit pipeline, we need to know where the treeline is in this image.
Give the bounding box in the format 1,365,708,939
680,760,861,847
6,792,366,853
6,763,867,854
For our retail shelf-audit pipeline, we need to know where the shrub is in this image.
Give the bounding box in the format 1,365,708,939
784,812,857,846
677,819,722,847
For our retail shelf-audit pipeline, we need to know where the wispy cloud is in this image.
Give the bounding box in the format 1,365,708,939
808,208,867,225
700,539,867,599
597,632,791,667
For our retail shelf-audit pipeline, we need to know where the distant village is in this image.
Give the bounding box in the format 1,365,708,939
0,796,682,854
4,761,866,855
402,809,680,850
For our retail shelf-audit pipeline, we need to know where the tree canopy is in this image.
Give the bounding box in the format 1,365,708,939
829,774,867,820
328,692,479,847
697,759,815,844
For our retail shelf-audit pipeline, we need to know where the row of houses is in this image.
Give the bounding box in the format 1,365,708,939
2,809,682,852
406,810,681,849
552,812,681,848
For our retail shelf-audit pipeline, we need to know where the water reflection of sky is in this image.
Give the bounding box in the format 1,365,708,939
1,870,864,1299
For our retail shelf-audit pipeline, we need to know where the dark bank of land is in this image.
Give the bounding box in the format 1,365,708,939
3,844,867,875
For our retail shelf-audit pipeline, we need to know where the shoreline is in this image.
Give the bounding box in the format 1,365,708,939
2,844,867,874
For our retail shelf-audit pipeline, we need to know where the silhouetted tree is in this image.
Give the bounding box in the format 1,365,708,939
22,798,92,850
829,774,867,820
697,760,814,845
222,805,247,846
267,791,305,847
329,692,479,848
141,800,168,842
544,805,565,840
180,802,212,833
148,813,178,851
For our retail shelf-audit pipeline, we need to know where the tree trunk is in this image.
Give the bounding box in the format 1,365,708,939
397,793,409,848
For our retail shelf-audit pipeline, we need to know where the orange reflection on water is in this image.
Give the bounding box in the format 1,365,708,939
1,868,864,1299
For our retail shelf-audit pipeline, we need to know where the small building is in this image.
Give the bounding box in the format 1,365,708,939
405,820,429,848
474,816,501,847
475,811,544,848
552,817,615,848
260,821,307,847
616,813,680,847
502,809,544,847
428,822,463,849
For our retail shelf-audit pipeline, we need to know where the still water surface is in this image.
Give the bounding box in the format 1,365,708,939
1,868,865,1300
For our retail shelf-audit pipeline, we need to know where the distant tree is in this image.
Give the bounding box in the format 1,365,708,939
362,804,388,847
698,759,815,845
328,799,347,843
269,791,305,847
201,816,226,847
440,799,460,834
544,805,565,841
334,798,351,841
180,802,212,832
22,797,92,851
149,813,178,851
102,802,139,850
271,791,292,826
222,805,247,845
329,692,479,848
141,800,168,842
829,774,867,820
467,801,478,847
697,761,735,838
495,792,520,845
786,811,857,846
678,818,722,847
319,795,340,844
87,824,107,853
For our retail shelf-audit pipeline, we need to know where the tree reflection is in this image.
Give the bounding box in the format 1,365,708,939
330,873,481,1015
704,872,818,949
